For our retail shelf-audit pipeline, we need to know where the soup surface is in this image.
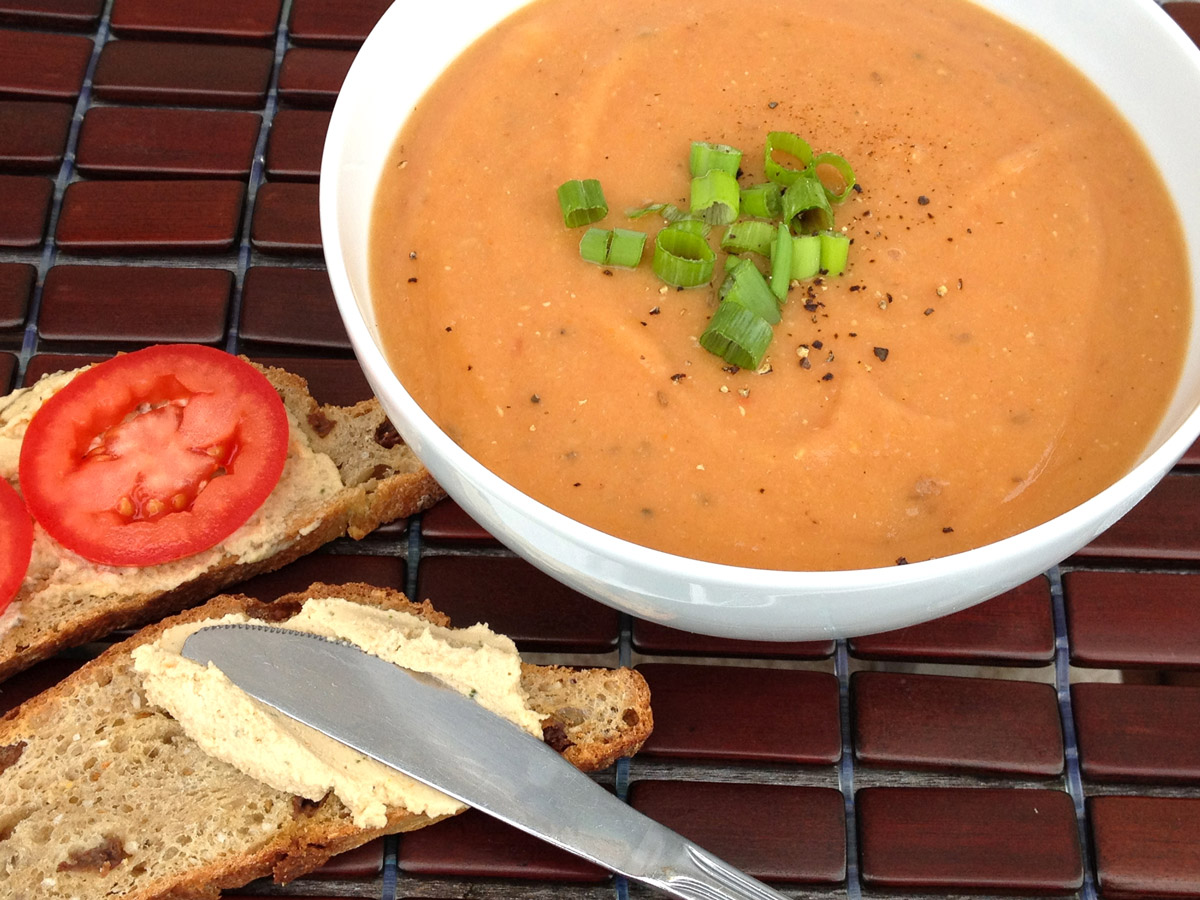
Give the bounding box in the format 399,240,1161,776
370,0,1190,570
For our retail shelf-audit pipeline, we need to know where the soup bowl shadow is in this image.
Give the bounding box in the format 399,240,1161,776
321,0,1200,641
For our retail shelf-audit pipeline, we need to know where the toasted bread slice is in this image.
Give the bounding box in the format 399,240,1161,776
0,583,653,899
0,360,446,683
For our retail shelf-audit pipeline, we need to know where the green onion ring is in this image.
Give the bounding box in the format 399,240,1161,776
723,258,781,324
812,152,857,203
556,178,608,227
690,140,742,177
769,222,792,301
607,228,646,268
819,231,851,275
740,182,784,219
699,302,774,370
690,170,740,225
720,219,776,256
783,173,835,234
764,131,814,186
789,234,821,280
652,223,716,288
579,227,611,264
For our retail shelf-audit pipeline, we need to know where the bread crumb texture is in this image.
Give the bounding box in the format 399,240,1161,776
0,586,652,899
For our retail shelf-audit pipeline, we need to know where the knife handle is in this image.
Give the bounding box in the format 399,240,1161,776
623,816,792,900
643,841,791,900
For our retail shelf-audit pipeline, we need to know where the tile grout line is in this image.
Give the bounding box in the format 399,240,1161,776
834,639,862,900
225,0,293,355
17,0,115,381
1048,565,1098,900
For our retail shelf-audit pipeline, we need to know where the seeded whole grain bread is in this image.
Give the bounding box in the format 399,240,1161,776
0,360,446,684
0,582,653,900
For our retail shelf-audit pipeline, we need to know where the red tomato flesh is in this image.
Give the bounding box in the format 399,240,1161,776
0,478,33,611
19,345,290,567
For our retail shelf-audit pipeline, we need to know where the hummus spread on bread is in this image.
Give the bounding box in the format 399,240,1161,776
132,597,542,829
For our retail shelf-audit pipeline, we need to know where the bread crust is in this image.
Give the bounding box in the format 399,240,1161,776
0,583,652,900
0,360,446,683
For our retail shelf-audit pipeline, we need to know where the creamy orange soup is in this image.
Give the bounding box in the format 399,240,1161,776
370,0,1190,570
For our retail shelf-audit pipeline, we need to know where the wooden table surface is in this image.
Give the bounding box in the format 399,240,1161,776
2,1,1200,898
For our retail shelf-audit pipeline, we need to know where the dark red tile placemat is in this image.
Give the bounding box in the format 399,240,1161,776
109,0,283,43
288,0,389,47
0,0,101,30
416,555,620,653
0,261,33,334
857,787,1083,893
0,28,93,99
56,179,246,254
1072,682,1200,784
277,47,354,107
238,265,350,349
419,498,499,545
0,174,53,247
628,780,846,884
4,4,1200,900
1071,474,1200,563
75,107,261,179
92,39,273,107
636,663,841,763
853,671,1064,776
1064,570,1200,669
265,108,329,181
397,808,609,882
850,576,1056,665
632,618,835,659
38,264,231,346
0,100,73,171
250,180,322,255
1090,795,1200,900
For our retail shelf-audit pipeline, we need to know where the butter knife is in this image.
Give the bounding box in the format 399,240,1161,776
182,623,792,900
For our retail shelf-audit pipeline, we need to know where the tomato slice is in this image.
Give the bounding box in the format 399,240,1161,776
19,345,290,567
0,479,33,611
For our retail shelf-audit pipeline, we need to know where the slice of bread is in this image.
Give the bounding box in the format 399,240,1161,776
0,583,653,899
0,360,446,683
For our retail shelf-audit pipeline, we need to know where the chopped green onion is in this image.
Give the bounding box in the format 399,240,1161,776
723,258,780,324
782,173,834,234
720,219,776,256
740,182,783,219
579,227,647,268
652,223,716,287
579,227,610,264
557,179,608,227
812,152,857,203
699,302,774,370
556,132,856,372
607,228,646,268
665,218,710,236
790,234,821,280
626,202,692,223
690,141,742,177
690,169,740,225
819,231,851,275
769,223,792,301
764,131,814,186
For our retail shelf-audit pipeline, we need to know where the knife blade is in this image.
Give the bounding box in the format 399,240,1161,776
181,623,791,900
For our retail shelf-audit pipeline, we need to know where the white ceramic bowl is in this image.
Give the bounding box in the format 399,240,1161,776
322,0,1200,640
